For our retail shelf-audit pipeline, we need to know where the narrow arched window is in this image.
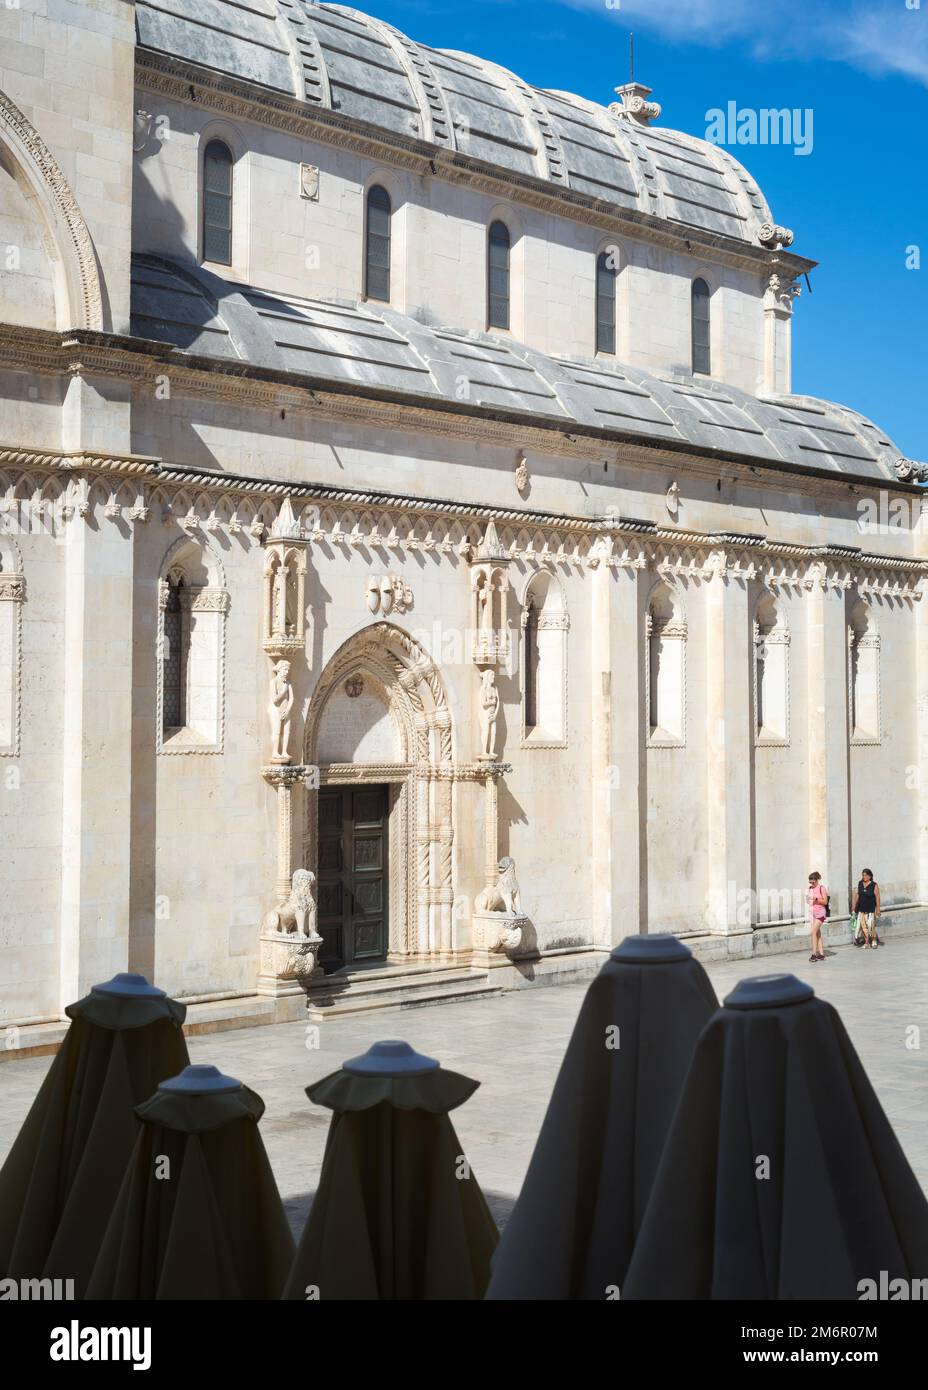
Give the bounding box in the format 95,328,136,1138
849,600,880,742
524,598,538,732
365,185,392,301
487,220,511,330
596,250,616,354
521,573,567,745
754,594,789,744
691,277,711,375
647,584,686,745
202,140,233,265
162,575,187,731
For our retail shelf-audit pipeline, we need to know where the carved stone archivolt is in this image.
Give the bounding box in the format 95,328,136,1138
263,497,309,660
303,622,455,959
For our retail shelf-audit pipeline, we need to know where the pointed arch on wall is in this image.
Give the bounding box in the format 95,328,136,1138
0,90,105,331
302,621,455,958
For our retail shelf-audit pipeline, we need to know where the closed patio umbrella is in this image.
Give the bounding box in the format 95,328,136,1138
0,972,188,1296
623,973,928,1299
283,1040,499,1300
87,1063,294,1299
486,934,718,1300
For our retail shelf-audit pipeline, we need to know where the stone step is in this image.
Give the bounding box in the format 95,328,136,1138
305,967,503,1020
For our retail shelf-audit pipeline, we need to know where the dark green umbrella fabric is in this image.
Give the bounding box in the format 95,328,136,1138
622,974,928,1300
0,976,188,1297
87,1067,295,1300
283,1044,498,1300
486,935,718,1300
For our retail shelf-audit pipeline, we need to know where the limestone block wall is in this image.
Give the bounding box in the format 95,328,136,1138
1,0,136,332
0,520,65,1024
0,157,57,330
131,87,768,391
645,575,710,936
752,586,811,921
849,598,919,906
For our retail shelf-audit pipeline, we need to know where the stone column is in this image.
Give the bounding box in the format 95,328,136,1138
763,272,800,395
590,547,644,945
805,561,851,917
59,490,136,1004
704,551,753,935
483,769,500,897
264,766,303,903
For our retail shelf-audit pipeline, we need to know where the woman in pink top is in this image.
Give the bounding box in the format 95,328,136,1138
807,871,829,963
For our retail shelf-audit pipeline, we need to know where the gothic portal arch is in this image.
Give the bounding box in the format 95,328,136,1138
302,621,455,959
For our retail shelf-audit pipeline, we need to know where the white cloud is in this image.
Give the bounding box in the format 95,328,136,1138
560,0,928,86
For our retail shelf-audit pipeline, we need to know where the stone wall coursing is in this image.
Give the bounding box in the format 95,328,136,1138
1,0,135,332
131,89,769,394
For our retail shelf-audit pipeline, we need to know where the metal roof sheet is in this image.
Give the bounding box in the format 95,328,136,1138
129,255,902,481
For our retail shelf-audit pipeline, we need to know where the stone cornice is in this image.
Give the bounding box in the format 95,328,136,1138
134,50,816,281
2,439,924,594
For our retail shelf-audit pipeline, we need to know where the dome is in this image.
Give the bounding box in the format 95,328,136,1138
135,0,782,247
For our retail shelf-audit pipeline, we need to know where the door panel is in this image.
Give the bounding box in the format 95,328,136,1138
315,784,389,970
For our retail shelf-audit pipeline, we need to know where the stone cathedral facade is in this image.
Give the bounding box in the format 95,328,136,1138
1,1,927,1040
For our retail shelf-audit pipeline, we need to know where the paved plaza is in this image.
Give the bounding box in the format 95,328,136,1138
3,938,927,1237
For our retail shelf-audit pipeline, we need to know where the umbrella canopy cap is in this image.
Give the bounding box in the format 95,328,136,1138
91,972,166,999
610,933,692,964
159,1064,243,1095
343,1040,440,1077
724,973,814,1010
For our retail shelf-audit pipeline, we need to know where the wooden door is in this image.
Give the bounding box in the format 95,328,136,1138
316,784,389,970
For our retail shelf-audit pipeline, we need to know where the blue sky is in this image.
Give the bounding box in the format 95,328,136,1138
363,0,927,456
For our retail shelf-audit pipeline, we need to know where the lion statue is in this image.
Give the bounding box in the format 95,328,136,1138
264,869,318,937
475,856,522,916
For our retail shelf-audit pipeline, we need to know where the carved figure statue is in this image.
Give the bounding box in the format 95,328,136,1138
478,667,499,758
475,857,522,915
271,563,288,637
264,869,318,936
268,658,294,761
478,575,493,632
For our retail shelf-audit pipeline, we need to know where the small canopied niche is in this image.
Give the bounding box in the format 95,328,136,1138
263,499,308,658
754,592,790,744
848,598,880,743
469,521,511,667
646,581,686,745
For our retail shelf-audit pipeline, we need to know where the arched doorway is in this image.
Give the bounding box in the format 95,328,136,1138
302,622,455,966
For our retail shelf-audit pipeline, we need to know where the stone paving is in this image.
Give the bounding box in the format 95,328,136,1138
2,936,927,1238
